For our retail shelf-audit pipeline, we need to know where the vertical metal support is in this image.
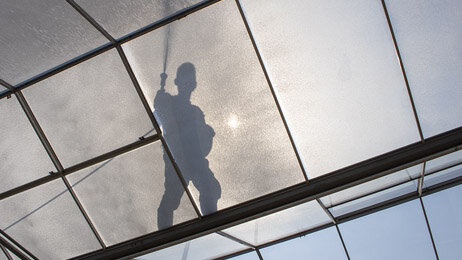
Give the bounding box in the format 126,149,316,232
216,231,263,260
234,0,309,182
0,230,38,260
66,0,116,44
335,225,351,260
0,236,31,260
14,90,106,249
418,162,426,196
316,198,336,224
419,197,440,259
1,244,13,260
380,0,424,141
255,248,264,260
316,198,351,260
14,91,63,171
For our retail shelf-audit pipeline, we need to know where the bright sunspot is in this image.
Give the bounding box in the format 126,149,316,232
227,114,239,129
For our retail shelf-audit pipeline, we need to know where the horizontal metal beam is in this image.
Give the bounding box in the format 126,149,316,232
71,127,462,260
0,134,160,200
0,0,222,101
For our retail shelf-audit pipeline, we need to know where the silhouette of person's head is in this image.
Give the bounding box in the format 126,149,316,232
174,62,196,97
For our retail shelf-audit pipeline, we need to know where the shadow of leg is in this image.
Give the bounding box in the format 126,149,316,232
157,153,185,230
195,160,221,215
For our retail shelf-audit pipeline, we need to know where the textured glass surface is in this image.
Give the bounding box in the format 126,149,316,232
329,180,418,217
321,164,421,208
229,251,260,260
425,150,462,174
0,95,55,193
0,179,101,260
423,185,462,259
423,165,462,189
135,233,248,260
223,200,331,245
260,227,347,260
76,0,203,39
23,49,153,167
123,0,304,215
0,0,108,85
240,0,420,178
385,0,462,137
339,199,436,260
67,142,197,245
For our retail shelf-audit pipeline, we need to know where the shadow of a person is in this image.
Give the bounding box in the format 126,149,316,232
155,62,221,229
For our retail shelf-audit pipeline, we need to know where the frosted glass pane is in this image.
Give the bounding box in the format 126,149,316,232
330,180,418,217
136,233,249,260
260,227,347,260
423,165,462,189
223,200,331,246
0,96,54,193
23,49,153,167
385,0,462,137
425,150,462,174
0,179,101,260
240,0,420,178
0,0,108,85
321,164,421,208
66,142,197,245
123,0,304,215
76,0,204,39
423,185,462,259
339,199,436,260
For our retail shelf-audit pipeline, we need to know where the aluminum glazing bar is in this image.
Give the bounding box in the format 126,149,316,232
0,230,38,260
380,0,424,140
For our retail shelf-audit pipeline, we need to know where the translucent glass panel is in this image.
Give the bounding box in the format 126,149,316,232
136,233,249,260
223,200,331,246
339,199,436,260
240,0,420,178
321,164,421,208
425,150,462,174
329,180,418,217
0,95,55,193
260,227,347,260
423,185,462,259
123,0,304,215
76,0,204,39
423,165,462,189
385,0,462,137
0,0,108,85
67,142,197,245
23,49,153,167
0,179,101,260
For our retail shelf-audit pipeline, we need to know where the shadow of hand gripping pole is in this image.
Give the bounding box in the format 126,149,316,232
155,63,221,230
